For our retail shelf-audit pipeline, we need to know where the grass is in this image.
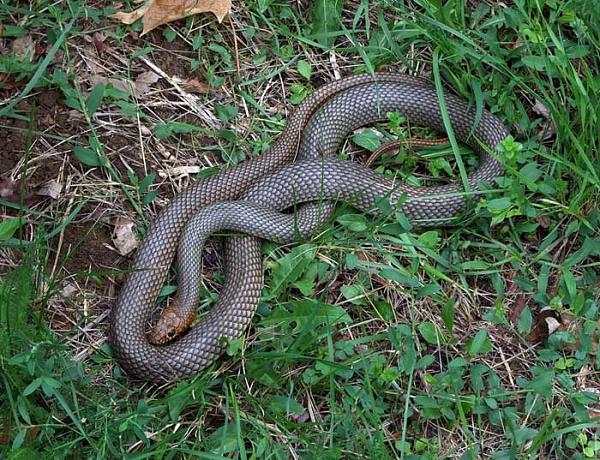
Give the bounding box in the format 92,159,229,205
1,0,599,458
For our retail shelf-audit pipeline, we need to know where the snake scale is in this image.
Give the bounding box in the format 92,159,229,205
110,73,509,382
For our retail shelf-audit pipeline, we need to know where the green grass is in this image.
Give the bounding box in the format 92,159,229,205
1,0,599,458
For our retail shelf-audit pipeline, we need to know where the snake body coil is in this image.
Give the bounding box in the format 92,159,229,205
111,73,509,381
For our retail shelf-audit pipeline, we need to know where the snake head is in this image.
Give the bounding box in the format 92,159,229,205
147,302,193,345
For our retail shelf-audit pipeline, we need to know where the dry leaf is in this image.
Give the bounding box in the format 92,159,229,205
134,70,160,96
36,179,62,199
92,32,108,55
523,306,561,343
89,71,159,98
112,0,232,36
112,217,139,256
182,78,212,94
61,283,78,298
12,35,35,61
532,99,556,140
0,180,18,200
158,165,201,179
68,109,84,123
532,99,550,119
89,75,132,95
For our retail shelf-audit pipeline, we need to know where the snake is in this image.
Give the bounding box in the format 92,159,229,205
110,73,509,382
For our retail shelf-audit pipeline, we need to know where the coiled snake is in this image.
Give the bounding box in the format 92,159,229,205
110,73,509,381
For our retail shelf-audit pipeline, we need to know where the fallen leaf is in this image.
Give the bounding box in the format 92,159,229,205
0,180,19,200
289,408,310,423
545,316,561,335
89,75,132,95
536,215,551,229
523,307,560,343
92,32,108,55
532,99,550,119
12,35,35,61
112,217,139,256
182,78,212,94
89,71,159,98
61,283,78,298
134,70,160,96
531,99,556,140
36,179,62,199
158,165,200,178
112,0,232,36
68,109,84,123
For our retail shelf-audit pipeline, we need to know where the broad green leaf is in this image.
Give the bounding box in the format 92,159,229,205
154,121,202,140
518,306,533,335
467,329,492,356
72,146,102,167
266,244,316,300
561,269,577,300
415,283,441,299
340,284,364,304
336,213,368,232
269,396,305,415
418,230,439,249
214,102,238,122
0,216,25,240
351,129,382,152
486,197,512,211
308,0,347,47
395,212,413,231
293,261,319,296
379,267,420,286
11,429,26,450
523,368,554,395
441,299,456,334
418,321,442,345
138,173,155,192
460,260,491,271
23,377,43,396
520,161,542,182
85,83,105,117
224,336,244,356
297,60,312,80
207,424,238,454
261,299,351,332
521,55,547,71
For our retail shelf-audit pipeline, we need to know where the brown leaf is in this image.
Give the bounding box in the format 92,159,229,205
0,180,19,200
12,35,36,61
89,71,159,98
36,179,62,199
89,75,132,96
92,32,108,55
532,99,550,119
536,215,551,229
532,99,556,140
112,217,139,256
158,165,201,179
182,78,212,94
112,0,232,36
524,307,561,343
62,283,78,298
134,70,160,96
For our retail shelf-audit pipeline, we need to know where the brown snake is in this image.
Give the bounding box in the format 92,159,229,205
110,73,509,381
